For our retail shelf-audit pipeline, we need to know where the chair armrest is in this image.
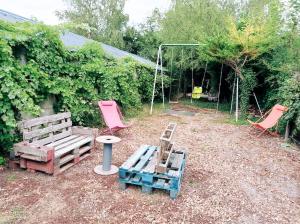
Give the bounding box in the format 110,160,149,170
13,141,54,162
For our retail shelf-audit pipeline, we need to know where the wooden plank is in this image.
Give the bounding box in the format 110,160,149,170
23,120,72,140
143,151,158,173
79,146,91,155
131,175,141,183
20,154,46,161
59,154,75,165
55,137,92,158
155,179,166,188
132,146,156,172
54,136,86,150
168,170,180,177
34,129,72,145
46,135,79,147
14,143,48,158
59,162,75,173
79,153,90,160
21,112,71,129
121,145,150,170
71,126,98,136
171,153,184,169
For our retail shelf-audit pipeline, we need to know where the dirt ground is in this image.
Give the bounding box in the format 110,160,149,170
1,104,300,224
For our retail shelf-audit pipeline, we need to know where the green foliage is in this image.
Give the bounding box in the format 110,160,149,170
56,0,128,49
123,8,162,61
278,76,300,137
0,156,5,166
240,68,257,116
0,20,154,156
155,0,299,138
182,99,231,112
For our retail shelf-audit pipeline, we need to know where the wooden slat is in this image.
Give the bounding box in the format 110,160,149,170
171,153,184,169
59,162,74,173
14,144,48,158
132,146,156,172
131,175,141,183
168,170,179,177
121,145,150,170
155,179,166,188
55,137,92,158
34,129,72,146
54,136,86,151
59,154,75,165
21,112,71,129
143,151,158,173
20,154,45,161
46,135,79,147
79,146,91,155
23,120,72,140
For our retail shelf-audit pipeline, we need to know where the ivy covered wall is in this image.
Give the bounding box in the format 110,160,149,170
0,21,156,157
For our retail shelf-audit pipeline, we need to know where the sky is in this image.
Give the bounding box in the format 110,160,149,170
0,0,171,26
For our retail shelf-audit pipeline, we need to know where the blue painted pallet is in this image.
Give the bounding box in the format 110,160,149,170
119,145,187,199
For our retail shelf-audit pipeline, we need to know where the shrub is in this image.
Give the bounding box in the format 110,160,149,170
0,20,155,156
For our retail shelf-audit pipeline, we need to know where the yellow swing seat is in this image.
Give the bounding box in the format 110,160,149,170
192,86,202,99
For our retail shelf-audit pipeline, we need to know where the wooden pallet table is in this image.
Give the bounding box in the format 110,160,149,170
119,145,187,199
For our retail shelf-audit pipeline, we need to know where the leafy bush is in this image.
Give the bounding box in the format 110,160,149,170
0,20,155,156
279,76,300,137
0,156,5,166
240,68,257,116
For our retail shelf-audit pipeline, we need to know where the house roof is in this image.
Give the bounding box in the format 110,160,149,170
0,9,157,69
60,31,157,68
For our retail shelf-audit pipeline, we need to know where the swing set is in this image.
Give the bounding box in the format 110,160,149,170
150,43,224,115
149,44,262,121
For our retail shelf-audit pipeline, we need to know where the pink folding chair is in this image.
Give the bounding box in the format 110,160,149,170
98,100,129,134
248,104,288,137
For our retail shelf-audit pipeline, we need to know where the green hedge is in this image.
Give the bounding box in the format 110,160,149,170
0,20,157,158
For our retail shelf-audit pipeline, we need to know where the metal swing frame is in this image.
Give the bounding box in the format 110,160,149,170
149,44,262,121
150,44,199,115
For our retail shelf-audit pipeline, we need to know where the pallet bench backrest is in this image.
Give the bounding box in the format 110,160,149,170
19,112,72,145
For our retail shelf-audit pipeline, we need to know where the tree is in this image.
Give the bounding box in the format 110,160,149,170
56,0,128,48
122,8,163,60
123,26,142,55
160,0,283,115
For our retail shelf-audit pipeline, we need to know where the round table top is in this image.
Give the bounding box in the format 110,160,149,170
96,135,121,144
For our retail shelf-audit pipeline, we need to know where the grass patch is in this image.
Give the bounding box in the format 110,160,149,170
181,99,231,112
0,207,24,224
6,174,17,181
213,115,250,126
223,117,249,125
126,102,170,119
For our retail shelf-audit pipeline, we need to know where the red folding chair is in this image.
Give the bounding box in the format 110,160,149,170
248,104,288,137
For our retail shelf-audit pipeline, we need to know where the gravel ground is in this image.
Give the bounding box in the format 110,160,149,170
0,104,299,224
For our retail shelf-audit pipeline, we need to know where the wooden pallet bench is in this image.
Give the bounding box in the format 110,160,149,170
119,145,187,199
10,112,97,175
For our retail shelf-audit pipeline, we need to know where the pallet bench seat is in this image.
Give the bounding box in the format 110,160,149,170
10,112,97,175
119,145,187,199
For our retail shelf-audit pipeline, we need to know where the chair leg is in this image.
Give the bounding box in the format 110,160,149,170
257,129,268,138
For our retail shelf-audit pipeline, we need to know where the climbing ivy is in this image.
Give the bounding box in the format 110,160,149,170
278,76,300,137
0,20,156,158
240,68,257,116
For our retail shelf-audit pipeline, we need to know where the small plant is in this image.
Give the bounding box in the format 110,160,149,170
0,156,5,166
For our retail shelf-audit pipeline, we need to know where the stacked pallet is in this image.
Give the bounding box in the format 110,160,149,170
119,144,186,199
10,112,97,175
